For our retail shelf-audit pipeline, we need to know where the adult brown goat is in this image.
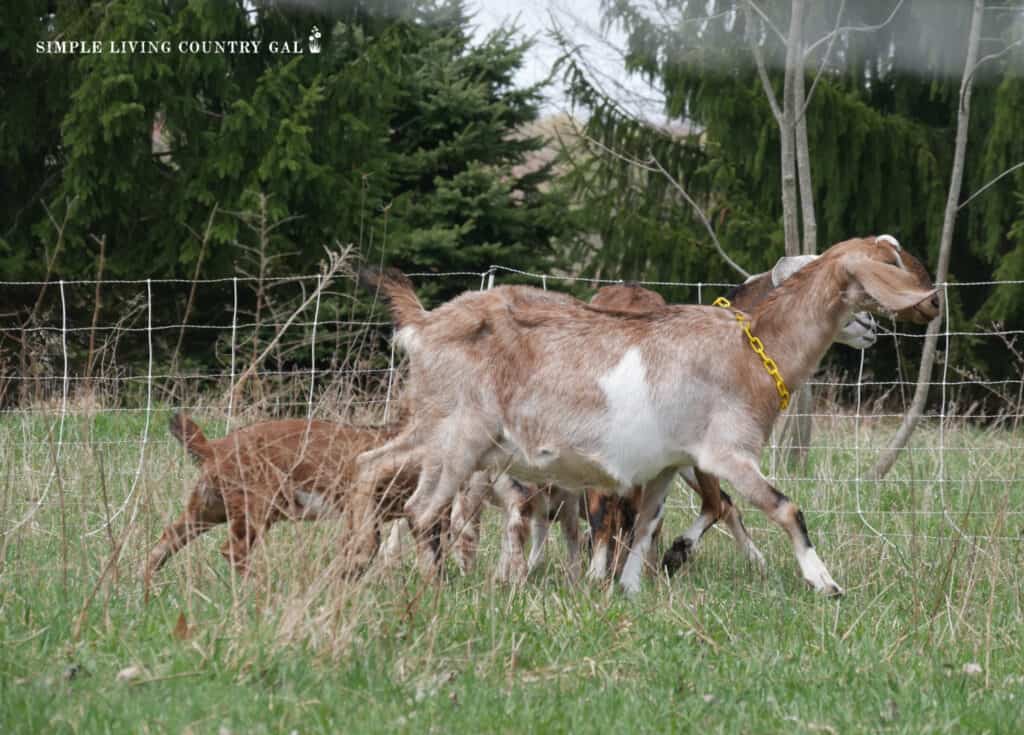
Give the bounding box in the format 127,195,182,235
358,236,938,595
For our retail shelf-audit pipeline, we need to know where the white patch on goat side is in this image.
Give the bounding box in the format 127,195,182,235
597,348,673,488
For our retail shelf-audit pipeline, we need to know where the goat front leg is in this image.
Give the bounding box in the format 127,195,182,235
524,488,551,576
706,453,842,596
618,469,676,596
496,496,529,584
487,474,528,583
642,518,662,576
221,516,266,576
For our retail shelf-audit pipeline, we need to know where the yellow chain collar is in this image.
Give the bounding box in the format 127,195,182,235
713,296,791,411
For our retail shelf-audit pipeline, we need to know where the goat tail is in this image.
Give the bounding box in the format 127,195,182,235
358,266,426,333
168,413,213,463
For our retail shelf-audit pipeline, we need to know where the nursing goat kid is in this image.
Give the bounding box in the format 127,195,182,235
358,236,938,595
585,256,882,582
450,473,581,582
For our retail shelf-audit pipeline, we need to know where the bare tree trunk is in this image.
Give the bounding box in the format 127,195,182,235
793,67,817,255
779,0,804,258
869,0,984,480
787,0,815,465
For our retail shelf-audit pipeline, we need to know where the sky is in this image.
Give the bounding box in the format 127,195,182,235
465,0,1024,120
467,0,667,120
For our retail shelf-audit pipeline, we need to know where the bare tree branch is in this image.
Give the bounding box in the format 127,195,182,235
779,0,804,258
230,246,352,403
965,38,1024,90
802,0,907,58
577,127,750,279
798,0,846,121
958,160,1024,211
747,0,788,45
648,156,751,279
747,7,784,123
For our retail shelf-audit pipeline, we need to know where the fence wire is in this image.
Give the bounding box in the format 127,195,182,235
0,267,1021,548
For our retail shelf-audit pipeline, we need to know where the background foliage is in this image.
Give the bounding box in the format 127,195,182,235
0,0,574,374
552,0,1024,387
2,0,1024,401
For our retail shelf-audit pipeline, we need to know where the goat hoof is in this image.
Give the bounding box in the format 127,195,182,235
804,577,844,597
820,582,844,598
661,537,694,577
338,559,371,581
619,578,641,597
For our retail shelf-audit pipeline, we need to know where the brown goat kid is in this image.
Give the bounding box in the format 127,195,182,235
358,236,939,596
143,415,424,587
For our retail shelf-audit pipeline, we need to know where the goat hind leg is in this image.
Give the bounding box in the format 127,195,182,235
143,509,221,588
554,490,582,581
716,489,766,572
619,469,676,596
584,493,615,582
356,424,421,469
409,426,492,536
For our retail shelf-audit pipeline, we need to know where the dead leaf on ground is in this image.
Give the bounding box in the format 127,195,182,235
173,612,194,641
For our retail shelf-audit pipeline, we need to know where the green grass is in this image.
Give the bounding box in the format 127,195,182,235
1,407,1022,734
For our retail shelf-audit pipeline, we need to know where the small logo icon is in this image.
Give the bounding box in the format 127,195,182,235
308,26,322,54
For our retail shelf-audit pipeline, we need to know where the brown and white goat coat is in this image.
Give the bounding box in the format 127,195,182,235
585,255,882,582
358,236,938,595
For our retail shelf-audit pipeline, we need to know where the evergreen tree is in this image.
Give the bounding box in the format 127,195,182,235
0,0,575,370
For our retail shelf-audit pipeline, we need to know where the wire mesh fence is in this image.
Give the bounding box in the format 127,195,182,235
1,265,1022,554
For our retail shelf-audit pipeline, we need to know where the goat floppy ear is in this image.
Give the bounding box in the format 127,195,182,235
844,256,937,313
770,255,817,287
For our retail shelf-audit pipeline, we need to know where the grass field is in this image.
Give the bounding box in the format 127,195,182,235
1,405,1022,734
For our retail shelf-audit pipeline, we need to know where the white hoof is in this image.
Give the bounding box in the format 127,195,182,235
619,576,641,597
798,548,843,596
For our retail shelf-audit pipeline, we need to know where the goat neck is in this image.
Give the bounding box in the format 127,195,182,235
747,257,848,396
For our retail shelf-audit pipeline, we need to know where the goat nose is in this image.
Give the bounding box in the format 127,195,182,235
930,294,940,310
